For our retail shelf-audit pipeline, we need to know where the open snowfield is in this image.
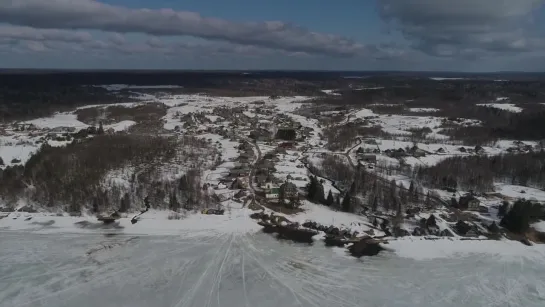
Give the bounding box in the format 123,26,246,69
477,103,523,113
1,218,545,307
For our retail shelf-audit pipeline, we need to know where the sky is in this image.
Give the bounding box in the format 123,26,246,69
0,0,545,71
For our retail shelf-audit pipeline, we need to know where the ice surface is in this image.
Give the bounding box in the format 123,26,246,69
1,229,545,307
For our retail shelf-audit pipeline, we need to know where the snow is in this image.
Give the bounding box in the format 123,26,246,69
477,103,522,113
389,237,545,262
494,184,545,202
532,221,545,232
430,77,465,81
3,230,545,307
291,201,372,233
23,113,89,129
76,101,142,110
104,120,136,132
409,108,440,112
351,108,375,119
321,89,340,96
354,87,385,90
0,209,259,236
94,84,183,91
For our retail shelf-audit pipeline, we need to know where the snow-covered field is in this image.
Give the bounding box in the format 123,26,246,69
1,221,545,307
477,103,523,113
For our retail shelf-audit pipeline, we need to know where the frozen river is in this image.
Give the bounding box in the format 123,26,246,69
1,231,545,307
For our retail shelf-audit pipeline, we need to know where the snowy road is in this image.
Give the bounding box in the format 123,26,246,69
2,231,545,307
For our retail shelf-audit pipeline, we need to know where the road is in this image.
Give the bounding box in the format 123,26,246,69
242,137,262,205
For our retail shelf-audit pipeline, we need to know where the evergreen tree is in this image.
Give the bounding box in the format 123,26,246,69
500,199,542,234
119,193,130,212
424,191,431,208
341,194,351,212
98,121,104,135
371,195,378,212
169,192,179,211
389,179,397,202
316,181,325,203
91,197,99,213
307,176,317,199
498,201,509,217
335,194,341,208
325,190,334,206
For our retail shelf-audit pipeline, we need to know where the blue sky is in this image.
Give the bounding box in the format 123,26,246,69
0,0,544,71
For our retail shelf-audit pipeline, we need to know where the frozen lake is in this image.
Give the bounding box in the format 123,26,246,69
1,231,545,307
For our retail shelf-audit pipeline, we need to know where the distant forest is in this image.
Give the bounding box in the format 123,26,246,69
2,71,545,141
417,152,545,192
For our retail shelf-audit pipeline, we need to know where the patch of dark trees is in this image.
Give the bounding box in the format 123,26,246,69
499,199,545,234
416,152,545,193
0,134,212,213
317,78,545,106
0,84,127,122
322,123,384,151
275,128,296,141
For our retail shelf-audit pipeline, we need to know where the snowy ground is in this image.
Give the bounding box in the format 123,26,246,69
1,226,545,307
477,103,523,113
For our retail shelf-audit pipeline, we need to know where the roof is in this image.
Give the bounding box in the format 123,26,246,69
281,181,298,193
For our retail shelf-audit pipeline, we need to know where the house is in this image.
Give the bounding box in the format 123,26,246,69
280,181,298,199
233,161,250,169
231,177,249,189
229,168,250,177
264,182,280,199
358,154,377,164
50,126,76,133
255,174,268,186
387,148,407,158
410,146,427,157
249,128,272,142
278,142,295,149
458,194,480,211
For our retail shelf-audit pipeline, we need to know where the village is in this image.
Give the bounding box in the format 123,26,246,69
2,92,545,256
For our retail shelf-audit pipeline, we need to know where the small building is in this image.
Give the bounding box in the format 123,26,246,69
50,126,76,133
264,182,280,199
229,168,250,177
255,175,268,186
280,181,298,199
249,128,272,142
458,194,480,211
231,177,249,189
358,154,377,164
410,146,428,157
278,142,295,149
